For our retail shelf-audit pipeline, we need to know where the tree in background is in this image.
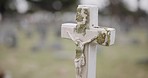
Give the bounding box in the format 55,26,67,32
27,0,77,11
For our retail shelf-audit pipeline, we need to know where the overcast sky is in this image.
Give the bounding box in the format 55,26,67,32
80,0,148,13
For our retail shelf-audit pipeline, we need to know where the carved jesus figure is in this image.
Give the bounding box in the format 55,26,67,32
67,31,96,78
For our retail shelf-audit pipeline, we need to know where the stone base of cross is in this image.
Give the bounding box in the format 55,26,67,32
61,5,115,78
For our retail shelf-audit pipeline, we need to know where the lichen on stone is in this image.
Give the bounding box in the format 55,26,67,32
77,8,82,13
76,14,84,22
75,45,83,59
75,7,89,35
105,29,111,46
83,8,89,26
75,24,86,35
96,28,111,46
84,8,89,15
96,32,106,45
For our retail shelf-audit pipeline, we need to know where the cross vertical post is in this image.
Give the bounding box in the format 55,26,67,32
61,5,115,78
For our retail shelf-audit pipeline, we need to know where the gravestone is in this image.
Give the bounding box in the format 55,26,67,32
61,5,115,78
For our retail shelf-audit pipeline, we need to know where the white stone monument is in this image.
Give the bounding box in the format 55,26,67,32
61,5,115,78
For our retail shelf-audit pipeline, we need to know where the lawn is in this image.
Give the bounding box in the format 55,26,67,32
0,28,148,78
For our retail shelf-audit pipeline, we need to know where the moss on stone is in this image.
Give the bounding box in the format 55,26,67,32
84,8,89,15
75,46,83,59
76,14,84,22
105,29,111,46
77,8,82,13
96,28,111,46
75,8,89,35
75,24,86,35
96,33,106,45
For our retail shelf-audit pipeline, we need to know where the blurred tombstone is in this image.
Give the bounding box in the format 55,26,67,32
49,12,76,51
20,14,33,38
0,14,2,21
54,12,75,37
120,16,133,34
30,11,54,51
0,19,18,48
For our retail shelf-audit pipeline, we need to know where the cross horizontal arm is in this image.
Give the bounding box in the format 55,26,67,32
61,23,115,46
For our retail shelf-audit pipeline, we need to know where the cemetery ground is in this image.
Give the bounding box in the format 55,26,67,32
0,27,148,78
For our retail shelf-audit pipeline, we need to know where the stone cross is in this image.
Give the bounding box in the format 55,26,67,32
61,5,115,78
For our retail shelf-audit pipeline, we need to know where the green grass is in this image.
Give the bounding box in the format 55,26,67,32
0,28,148,78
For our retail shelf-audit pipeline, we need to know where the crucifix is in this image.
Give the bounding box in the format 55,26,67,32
61,5,115,78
